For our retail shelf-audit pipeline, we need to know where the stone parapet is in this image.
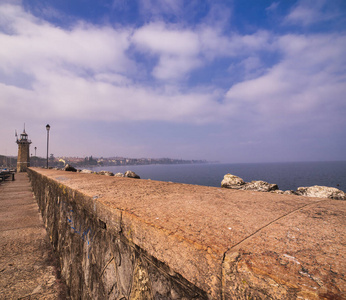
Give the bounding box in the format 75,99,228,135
27,168,345,299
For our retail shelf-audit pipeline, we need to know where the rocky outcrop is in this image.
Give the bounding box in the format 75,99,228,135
221,174,245,188
221,174,277,192
242,180,278,192
80,169,93,174
111,171,140,178
114,172,125,177
296,185,346,200
274,190,297,195
221,174,345,200
64,164,77,172
283,190,297,195
97,171,114,176
124,170,140,179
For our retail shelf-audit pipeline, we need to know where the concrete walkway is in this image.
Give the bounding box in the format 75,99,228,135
0,173,68,299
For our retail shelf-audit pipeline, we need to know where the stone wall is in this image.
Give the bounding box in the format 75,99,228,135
27,168,345,299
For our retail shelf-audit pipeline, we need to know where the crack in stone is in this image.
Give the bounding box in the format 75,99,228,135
223,199,327,258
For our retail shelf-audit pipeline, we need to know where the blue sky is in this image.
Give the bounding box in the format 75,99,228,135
0,0,345,163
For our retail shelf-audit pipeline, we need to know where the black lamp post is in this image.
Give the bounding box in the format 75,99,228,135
34,147,37,167
46,124,50,168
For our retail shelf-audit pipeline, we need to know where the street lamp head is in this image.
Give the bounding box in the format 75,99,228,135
46,124,50,131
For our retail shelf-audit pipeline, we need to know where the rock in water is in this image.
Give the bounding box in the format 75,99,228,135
221,173,345,199
283,190,297,195
221,174,278,192
124,171,140,179
97,171,114,176
241,180,278,192
296,186,346,200
114,172,125,177
64,164,77,172
221,174,245,188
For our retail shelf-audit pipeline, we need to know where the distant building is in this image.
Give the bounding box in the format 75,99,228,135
16,127,32,172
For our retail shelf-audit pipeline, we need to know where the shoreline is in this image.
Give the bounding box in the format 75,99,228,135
62,161,346,193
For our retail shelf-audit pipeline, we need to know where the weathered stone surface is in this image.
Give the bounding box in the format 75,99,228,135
241,180,278,192
124,170,140,179
221,174,278,192
221,173,245,188
80,169,93,174
129,258,152,300
64,164,77,172
296,185,346,200
283,190,297,195
28,168,206,299
27,168,346,299
222,200,346,299
97,170,114,176
114,172,124,177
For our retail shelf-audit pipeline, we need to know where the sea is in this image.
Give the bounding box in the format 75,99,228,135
88,161,346,193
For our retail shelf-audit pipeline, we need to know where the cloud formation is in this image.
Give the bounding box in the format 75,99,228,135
285,0,341,26
226,33,346,117
1,3,269,124
0,0,345,161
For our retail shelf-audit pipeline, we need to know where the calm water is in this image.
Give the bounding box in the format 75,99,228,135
89,161,346,192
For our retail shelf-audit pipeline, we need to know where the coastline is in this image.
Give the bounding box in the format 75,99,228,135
85,161,346,193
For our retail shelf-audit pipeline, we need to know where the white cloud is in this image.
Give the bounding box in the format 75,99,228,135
1,2,345,137
132,22,273,80
152,55,202,80
198,26,272,58
1,1,346,161
132,22,199,56
132,22,201,80
0,4,132,77
285,0,339,26
94,73,132,85
0,4,226,127
225,33,346,127
240,56,265,79
266,2,279,12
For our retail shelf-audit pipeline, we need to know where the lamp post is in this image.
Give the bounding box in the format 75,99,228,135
34,147,37,167
46,124,50,168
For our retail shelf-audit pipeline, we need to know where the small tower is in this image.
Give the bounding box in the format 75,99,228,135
16,126,32,172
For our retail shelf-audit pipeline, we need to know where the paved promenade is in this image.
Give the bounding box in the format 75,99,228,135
0,173,68,299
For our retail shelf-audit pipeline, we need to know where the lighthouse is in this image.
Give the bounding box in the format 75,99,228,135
16,127,32,172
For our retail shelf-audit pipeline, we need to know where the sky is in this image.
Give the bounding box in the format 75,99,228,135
0,0,345,163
